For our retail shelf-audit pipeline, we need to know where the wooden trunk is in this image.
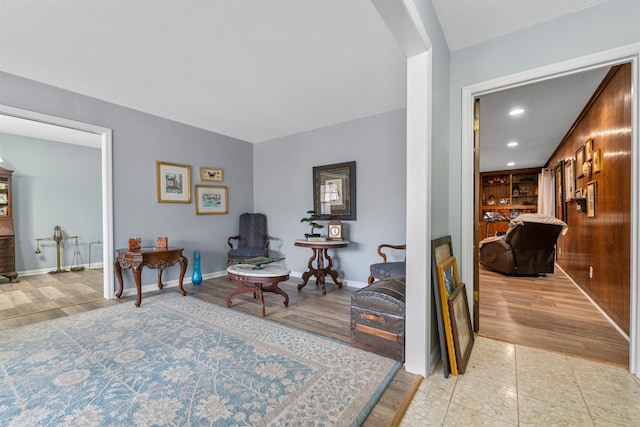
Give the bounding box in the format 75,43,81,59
350,277,405,361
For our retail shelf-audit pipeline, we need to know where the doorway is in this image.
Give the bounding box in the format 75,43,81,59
0,105,114,299
460,46,640,375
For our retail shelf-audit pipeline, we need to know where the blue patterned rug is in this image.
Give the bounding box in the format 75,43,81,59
0,294,400,426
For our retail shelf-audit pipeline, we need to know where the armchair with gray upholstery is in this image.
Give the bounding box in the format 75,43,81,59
479,213,568,276
227,213,270,267
368,243,406,284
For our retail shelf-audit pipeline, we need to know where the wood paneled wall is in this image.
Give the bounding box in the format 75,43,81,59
549,64,632,334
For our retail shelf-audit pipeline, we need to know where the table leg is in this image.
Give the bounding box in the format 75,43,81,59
262,281,290,308
132,264,143,307
227,280,257,308
298,248,318,291
178,255,188,296
323,249,343,289
317,249,326,294
257,284,265,317
114,260,124,298
157,269,164,290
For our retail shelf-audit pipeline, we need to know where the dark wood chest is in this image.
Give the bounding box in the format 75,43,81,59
350,277,406,361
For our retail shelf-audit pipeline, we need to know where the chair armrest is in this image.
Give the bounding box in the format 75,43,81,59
377,243,406,263
263,235,270,250
227,235,240,250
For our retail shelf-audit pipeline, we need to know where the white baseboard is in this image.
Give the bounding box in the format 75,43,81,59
17,262,104,277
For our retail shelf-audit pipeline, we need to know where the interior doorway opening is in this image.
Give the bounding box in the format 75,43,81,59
461,45,640,376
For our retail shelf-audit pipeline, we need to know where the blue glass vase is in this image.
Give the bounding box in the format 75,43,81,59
192,249,202,285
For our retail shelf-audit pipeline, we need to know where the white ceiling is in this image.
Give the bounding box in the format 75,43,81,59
0,0,406,143
478,67,610,172
0,0,613,167
431,0,609,51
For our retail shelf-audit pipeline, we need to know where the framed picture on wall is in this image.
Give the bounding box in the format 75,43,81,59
554,160,566,221
195,185,228,215
564,159,574,202
313,161,356,220
156,161,191,203
576,146,586,178
200,167,223,182
587,181,597,218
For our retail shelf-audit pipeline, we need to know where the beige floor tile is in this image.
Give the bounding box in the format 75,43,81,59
400,383,450,426
568,357,638,393
579,386,640,426
470,336,516,365
443,402,517,426
516,370,587,413
451,375,519,425
517,393,593,426
515,344,573,377
592,417,633,427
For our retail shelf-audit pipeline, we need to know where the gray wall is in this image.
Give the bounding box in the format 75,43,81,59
254,109,406,285
446,0,640,254
0,133,102,272
0,71,254,290
414,0,451,242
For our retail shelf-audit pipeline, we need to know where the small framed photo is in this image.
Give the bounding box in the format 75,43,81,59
0,206,6,216
447,283,474,374
587,181,597,218
593,148,602,173
157,161,191,203
200,167,223,182
195,185,228,215
585,138,593,161
575,146,586,178
0,194,6,204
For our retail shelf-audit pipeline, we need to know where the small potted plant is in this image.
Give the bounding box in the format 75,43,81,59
300,209,324,238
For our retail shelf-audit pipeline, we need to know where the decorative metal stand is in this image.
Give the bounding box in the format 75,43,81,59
34,225,82,274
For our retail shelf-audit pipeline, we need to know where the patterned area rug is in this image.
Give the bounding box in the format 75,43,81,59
0,294,400,426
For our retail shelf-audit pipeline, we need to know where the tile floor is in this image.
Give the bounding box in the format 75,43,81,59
400,336,640,426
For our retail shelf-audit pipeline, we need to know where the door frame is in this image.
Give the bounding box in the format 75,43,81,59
460,43,640,376
0,104,114,299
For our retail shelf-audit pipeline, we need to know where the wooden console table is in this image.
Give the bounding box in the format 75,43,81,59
114,247,187,307
294,239,349,295
227,264,290,317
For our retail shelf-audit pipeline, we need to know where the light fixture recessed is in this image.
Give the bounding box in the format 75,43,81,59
509,108,525,116
507,141,518,147
507,162,515,167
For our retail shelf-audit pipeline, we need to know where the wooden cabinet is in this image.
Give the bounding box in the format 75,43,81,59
0,166,17,282
479,168,539,240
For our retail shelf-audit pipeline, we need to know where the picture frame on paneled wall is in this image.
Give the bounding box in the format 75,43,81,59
593,148,602,173
564,159,574,202
554,160,566,221
576,146,586,178
587,181,597,218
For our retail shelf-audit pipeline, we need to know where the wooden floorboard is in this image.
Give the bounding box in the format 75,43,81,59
479,266,629,367
0,272,416,426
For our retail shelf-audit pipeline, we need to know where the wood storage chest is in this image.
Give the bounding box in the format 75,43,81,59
350,277,406,361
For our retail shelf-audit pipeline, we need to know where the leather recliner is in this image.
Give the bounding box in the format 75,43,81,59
479,214,568,276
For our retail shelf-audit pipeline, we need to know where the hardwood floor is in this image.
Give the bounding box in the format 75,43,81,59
0,272,416,426
479,266,629,367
